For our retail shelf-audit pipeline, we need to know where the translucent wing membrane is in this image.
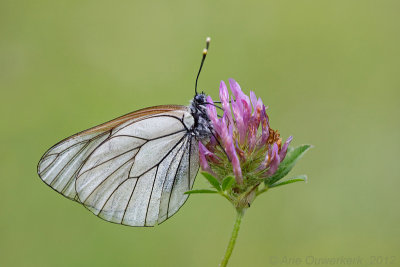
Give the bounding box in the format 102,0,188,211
38,105,200,226
38,131,110,201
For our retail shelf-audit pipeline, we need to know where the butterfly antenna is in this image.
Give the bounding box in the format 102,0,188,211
195,37,211,96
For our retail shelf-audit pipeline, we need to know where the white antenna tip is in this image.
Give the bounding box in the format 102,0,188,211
206,37,211,43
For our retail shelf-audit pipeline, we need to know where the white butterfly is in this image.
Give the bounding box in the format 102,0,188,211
37,39,213,226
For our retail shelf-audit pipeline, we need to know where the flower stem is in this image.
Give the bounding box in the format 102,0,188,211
220,208,245,267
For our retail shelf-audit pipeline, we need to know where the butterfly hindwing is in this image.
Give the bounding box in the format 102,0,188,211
37,131,111,201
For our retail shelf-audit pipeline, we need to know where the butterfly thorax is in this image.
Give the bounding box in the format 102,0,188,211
190,93,213,139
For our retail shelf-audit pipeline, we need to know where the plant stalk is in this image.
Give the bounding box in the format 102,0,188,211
220,208,245,267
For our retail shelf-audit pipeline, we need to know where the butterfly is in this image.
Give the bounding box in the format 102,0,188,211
37,38,215,227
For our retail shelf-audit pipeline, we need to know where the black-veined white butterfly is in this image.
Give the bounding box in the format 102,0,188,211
37,38,214,226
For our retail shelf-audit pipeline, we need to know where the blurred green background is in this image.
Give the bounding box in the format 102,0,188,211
1,1,399,266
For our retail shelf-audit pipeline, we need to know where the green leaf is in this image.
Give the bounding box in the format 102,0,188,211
201,172,221,191
266,144,312,186
221,176,235,191
269,175,307,188
184,189,219,194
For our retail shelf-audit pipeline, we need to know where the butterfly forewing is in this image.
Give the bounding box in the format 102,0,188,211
37,105,199,226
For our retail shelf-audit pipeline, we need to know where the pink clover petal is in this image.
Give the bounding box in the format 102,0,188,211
250,91,258,113
208,135,218,152
199,142,214,173
250,98,264,131
206,96,221,136
231,96,246,144
219,114,231,152
219,81,233,125
257,151,270,171
259,105,270,146
229,79,246,125
248,126,257,151
267,143,281,176
241,98,251,130
229,78,242,102
229,79,251,110
247,98,264,150
234,86,251,127
247,117,259,151
219,120,242,183
199,139,221,163
225,125,243,184
279,136,293,160
205,96,217,121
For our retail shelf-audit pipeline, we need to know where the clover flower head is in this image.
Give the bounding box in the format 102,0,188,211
199,79,293,189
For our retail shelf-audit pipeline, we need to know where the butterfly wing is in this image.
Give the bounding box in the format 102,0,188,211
37,130,110,201
38,105,200,226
